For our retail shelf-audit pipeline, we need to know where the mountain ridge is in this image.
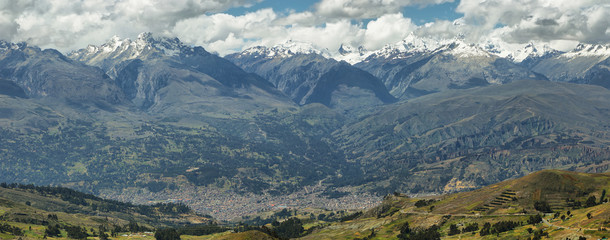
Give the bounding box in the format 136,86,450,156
69,33,294,116
226,46,396,111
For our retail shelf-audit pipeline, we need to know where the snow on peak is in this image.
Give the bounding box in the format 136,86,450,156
437,39,492,57
508,42,560,63
564,43,610,57
0,41,27,52
364,34,442,60
240,40,330,59
333,43,370,64
71,32,196,61
101,35,127,53
366,35,491,60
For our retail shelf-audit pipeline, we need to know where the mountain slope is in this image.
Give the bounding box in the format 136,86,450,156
0,183,216,239
0,41,126,107
0,79,27,98
226,43,396,111
356,39,547,99
301,170,610,240
69,33,293,116
333,80,610,194
532,43,610,89
431,169,610,214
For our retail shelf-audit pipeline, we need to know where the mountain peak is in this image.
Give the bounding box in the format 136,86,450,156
362,34,441,61
70,33,203,62
334,43,370,64
239,40,330,59
508,42,561,63
0,41,28,52
564,43,610,57
136,32,154,42
436,39,492,57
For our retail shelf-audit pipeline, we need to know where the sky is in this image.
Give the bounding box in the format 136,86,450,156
0,0,608,55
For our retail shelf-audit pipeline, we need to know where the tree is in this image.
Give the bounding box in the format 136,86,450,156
448,224,460,236
99,225,109,240
397,222,411,239
398,225,440,240
528,214,543,224
155,228,180,240
480,222,491,236
274,217,304,239
65,226,88,239
534,201,552,213
462,223,478,233
99,231,110,240
44,225,61,238
585,196,597,208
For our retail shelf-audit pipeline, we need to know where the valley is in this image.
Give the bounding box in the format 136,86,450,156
1,33,610,222
0,170,608,239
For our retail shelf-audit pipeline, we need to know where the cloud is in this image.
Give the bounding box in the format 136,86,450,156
172,10,421,55
314,0,454,19
457,0,610,44
172,9,367,55
0,0,260,51
1,0,608,57
172,9,284,54
363,13,417,49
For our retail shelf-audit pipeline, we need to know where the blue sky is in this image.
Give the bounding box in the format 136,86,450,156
402,2,463,24
227,0,316,15
227,0,464,24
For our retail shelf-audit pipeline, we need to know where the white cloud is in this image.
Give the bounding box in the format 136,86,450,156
286,20,365,52
363,13,417,49
173,10,367,55
0,0,260,51
172,9,283,55
457,0,610,44
0,0,608,56
314,0,454,19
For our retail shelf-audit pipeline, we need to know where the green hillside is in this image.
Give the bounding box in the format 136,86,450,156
0,183,219,239
0,169,608,239
299,170,610,240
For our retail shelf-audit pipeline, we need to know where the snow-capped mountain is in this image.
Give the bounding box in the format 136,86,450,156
482,41,563,68
356,34,442,62
533,43,610,88
508,43,561,63
334,43,370,64
563,43,610,58
69,33,293,113
0,41,27,52
0,40,125,105
70,32,203,71
226,45,395,110
238,40,331,60
433,39,494,58
355,36,546,99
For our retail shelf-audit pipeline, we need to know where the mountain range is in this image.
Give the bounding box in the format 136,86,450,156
0,33,609,220
225,41,396,112
69,33,293,118
257,35,609,99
